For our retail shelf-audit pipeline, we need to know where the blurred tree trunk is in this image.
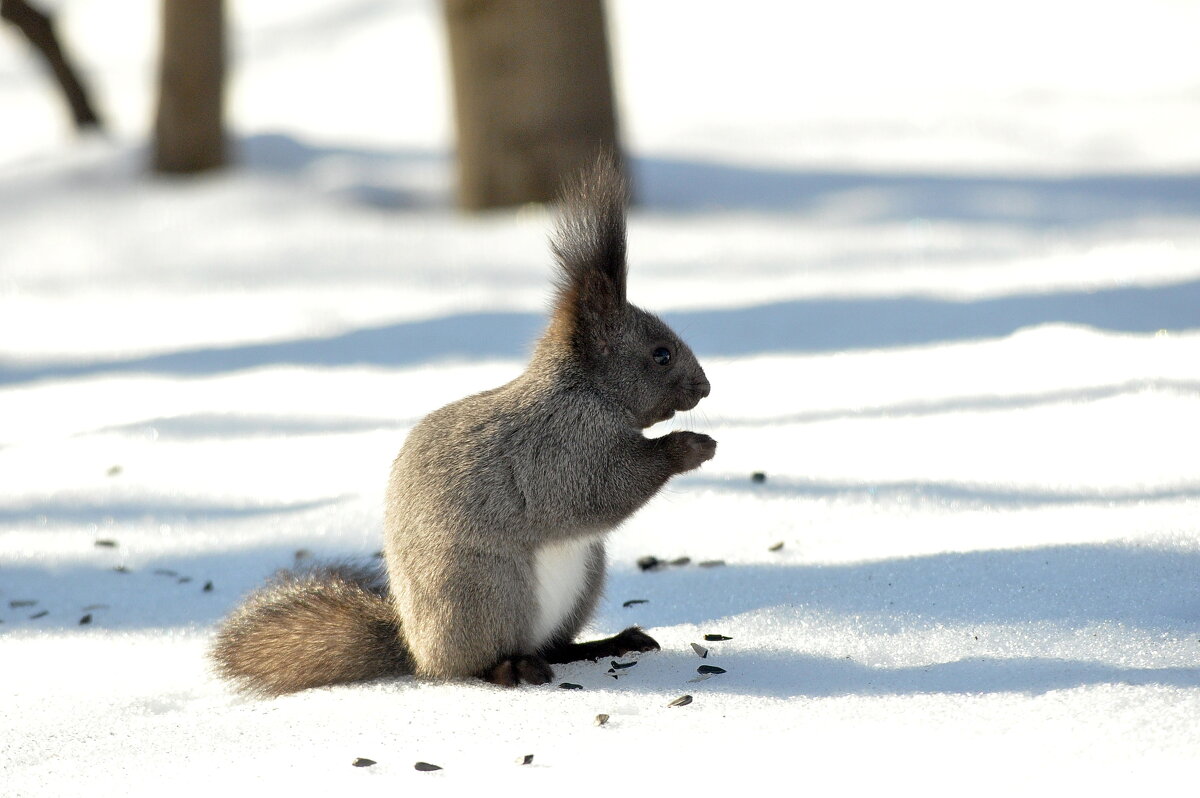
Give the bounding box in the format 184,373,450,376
153,0,226,173
443,0,621,210
1,0,103,130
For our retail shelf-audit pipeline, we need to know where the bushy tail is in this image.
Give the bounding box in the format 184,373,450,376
210,563,411,696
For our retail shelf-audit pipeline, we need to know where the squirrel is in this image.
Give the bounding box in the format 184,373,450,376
210,154,716,695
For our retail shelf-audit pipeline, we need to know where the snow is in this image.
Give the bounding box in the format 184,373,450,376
3,0,1200,793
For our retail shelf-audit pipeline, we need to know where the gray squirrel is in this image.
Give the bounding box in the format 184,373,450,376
211,155,716,695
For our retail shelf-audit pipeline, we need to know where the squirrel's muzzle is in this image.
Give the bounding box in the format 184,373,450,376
672,376,711,414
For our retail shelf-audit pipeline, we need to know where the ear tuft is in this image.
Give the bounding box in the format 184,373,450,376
549,151,629,352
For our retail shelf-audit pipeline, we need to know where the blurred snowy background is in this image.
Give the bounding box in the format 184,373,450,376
2,0,1199,793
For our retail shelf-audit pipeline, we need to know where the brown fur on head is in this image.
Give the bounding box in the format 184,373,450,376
546,153,711,428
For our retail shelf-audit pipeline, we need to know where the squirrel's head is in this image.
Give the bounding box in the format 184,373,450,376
544,154,711,428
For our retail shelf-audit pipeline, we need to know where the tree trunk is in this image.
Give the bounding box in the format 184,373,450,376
1,0,103,130
443,0,621,210
153,0,226,173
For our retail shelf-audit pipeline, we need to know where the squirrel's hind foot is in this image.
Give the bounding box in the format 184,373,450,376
541,626,661,664
482,654,555,687
611,626,661,655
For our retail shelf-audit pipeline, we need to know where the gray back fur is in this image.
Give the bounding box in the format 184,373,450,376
385,153,712,678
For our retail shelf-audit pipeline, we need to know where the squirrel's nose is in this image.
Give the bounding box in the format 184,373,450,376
695,378,711,399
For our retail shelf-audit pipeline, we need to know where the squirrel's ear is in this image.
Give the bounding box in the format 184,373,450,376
549,152,628,358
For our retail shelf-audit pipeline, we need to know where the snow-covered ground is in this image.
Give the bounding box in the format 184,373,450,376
3,0,1199,793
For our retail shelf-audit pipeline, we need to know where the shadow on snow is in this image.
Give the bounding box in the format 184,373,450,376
5,134,1198,384
680,474,1200,509
6,514,1200,697
633,156,1200,224
3,278,1198,385
239,135,1200,224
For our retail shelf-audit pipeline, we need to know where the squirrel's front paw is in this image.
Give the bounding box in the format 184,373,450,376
666,431,717,473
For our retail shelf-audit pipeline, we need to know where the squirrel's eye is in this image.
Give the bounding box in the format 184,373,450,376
652,347,672,366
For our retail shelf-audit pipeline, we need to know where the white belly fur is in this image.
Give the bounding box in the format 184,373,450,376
531,535,599,648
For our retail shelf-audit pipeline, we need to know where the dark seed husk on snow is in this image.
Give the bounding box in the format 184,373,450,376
351,758,376,768
610,660,637,670
768,541,785,552
637,555,664,571
30,610,48,619
177,577,192,584
667,695,693,707
414,762,442,772
95,539,118,548
79,614,93,625
697,665,726,675
594,713,610,726
113,566,130,573
517,754,534,765
153,569,178,577
704,634,733,641
687,674,713,683
202,581,214,592
83,604,108,611
690,643,709,658
622,599,648,608
559,682,583,690
698,560,726,568
669,557,691,566
9,600,36,608
751,472,767,483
